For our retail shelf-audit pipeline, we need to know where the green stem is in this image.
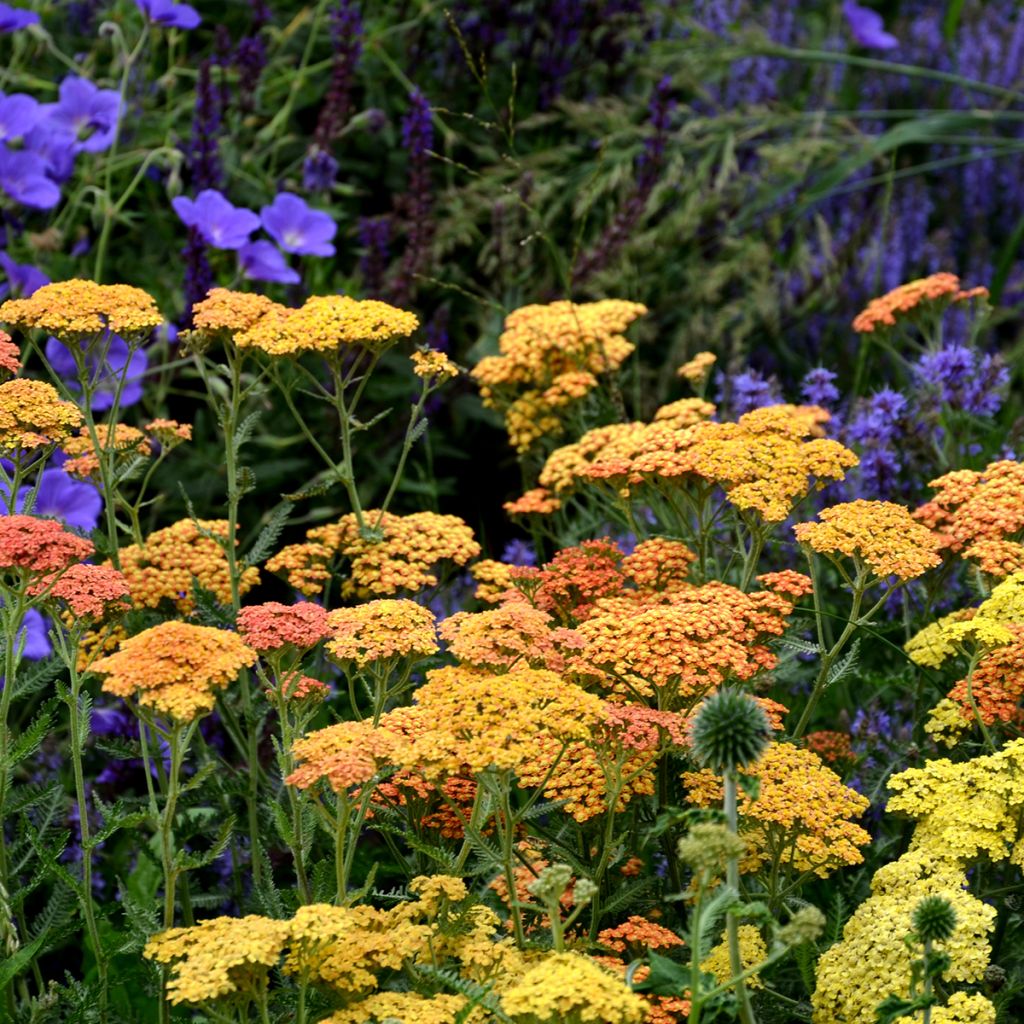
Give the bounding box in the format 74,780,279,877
724,773,757,1024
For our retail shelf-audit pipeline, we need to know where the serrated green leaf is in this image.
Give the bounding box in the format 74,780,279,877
243,500,294,567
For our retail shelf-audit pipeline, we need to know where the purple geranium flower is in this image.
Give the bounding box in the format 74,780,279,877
24,120,77,183
16,467,102,532
172,189,260,250
45,333,148,411
44,75,121,153
0,146,60,208
0,251,49,299
134,0,200,29
842,1,897,50
0,2,39,31
0,92,41,142
260,192,336,257
239,240,300,284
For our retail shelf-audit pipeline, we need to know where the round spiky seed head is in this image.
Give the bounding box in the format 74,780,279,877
527,863,573,904
691,689,771,773
912,895,957,943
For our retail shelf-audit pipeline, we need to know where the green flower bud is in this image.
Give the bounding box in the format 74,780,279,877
571,878,598,907
691,689,771,773
677,822,746,877
777,906,826,946
527,863,573,904
912,895,957,943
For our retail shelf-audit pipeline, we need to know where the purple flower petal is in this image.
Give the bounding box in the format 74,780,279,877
17,467,102,532
0,146,60,208
173,189,260,250
842,1,898,50
0,2,39,32
239,240,300,284
0,92,41,142
260,192,337,257
135,0,200,29
43,75,121,154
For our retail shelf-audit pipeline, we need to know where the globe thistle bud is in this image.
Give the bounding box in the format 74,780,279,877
691,689,771,773
777,905,826,946
912,895,957,943
527,863,573,904
677,822,746,877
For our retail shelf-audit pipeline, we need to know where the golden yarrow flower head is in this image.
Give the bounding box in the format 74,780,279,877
286,718,402,792
676,350,717,384
116,518,259,612
0,378,82,453
325,599,438,668
652,396,716,430
235,294,419,357
411,348,459,382
145,418,192,449
0,279,162,341
793,499,942,581
91,620,257,721
143,915,291,1005
0,329,21,379
61,423,149,478
187,288,285,350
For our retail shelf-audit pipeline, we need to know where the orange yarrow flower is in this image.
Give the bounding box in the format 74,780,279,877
851,273,986,334
29,563,130,619
92,621,257,721
61,423,149,478
0,514,92,578
237,601,331,653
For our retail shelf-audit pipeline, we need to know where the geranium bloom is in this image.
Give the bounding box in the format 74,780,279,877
0,252,48,300
92,620,257,721
0,378,81,452
0,92,41,143
43,75,121,153
238,240,299,285
15,466,102,531
134,0,200,29
0,514,92,577
45,335,148,410
0,3,39,31
260,192,337,256
842,0,897,49
171,190,260,250
0,147,60,209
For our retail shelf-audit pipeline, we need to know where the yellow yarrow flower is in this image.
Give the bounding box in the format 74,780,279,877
701,924,767,989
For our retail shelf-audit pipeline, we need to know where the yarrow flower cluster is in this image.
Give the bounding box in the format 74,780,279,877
0,378,81,452
851,273,988,334
91,621,257,720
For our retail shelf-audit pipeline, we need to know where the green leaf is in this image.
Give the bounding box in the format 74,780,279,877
9,700,57,766
0,930,48,988
827,639,861,687
942,0,966,40
243,500,294,567
631,948,690,995
174,816,236,871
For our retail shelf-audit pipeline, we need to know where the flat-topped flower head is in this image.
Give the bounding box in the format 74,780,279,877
144,915,290,1005
852,273,987,334
92,620,257,720
145,418,192,448
237,601,330,654
0,378,81,452
325,599,438,668
677,350,716,384
793,499,942,581
117,518,259,612
235,294,419,357
0,514,93,579
28,562,130,619
286,718,402,792
61,423,149,478
187,287,285,344
0,279,161,340
0,329,21,378
410,348,458,383
267,510,479,599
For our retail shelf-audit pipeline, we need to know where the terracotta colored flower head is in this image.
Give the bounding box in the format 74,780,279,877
29,562,131,620
237,601,331,654
0,329,21,379
0,514,93,578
